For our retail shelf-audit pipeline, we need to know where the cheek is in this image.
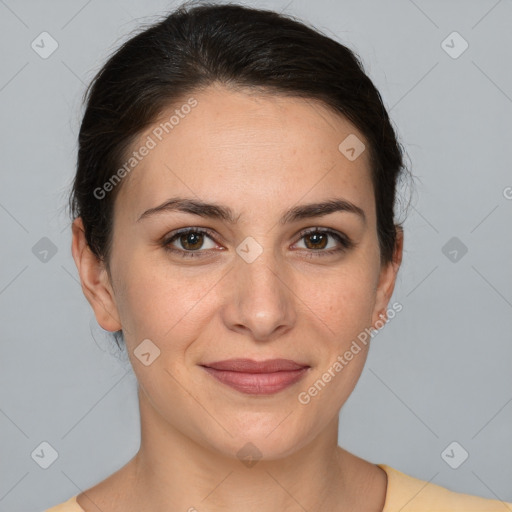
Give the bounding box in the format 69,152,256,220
296,275,375,416
113,254,220,348
296,264,377,343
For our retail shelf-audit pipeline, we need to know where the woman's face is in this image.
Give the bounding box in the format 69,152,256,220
78,83,401,459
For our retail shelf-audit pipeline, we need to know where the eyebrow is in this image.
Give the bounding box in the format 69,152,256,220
137,197,366,225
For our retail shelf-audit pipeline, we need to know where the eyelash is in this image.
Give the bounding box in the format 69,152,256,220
161,227,354,259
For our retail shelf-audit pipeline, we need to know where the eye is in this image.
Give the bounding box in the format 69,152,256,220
293,228,354,257
162,228,219,258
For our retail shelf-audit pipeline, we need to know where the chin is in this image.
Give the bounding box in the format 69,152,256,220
197,415,312,464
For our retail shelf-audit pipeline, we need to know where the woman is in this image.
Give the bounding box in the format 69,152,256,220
46,2,511,511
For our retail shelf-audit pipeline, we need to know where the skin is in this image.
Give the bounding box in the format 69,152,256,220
72,83,403,512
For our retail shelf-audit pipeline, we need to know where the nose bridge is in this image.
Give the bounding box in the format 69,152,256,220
237,239,287,306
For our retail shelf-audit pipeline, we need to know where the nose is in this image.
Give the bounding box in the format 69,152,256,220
220,246,297,342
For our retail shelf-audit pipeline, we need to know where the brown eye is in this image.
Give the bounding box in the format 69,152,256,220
295,228,353,257
303,231,329,250
178,231,205,250
162,228,218,258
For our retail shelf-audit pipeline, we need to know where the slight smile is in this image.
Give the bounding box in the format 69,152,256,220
200,358,311,395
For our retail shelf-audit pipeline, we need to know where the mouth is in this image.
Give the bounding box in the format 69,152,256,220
199,358,310,395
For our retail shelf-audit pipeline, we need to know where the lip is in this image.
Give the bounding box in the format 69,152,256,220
202,358,308,373
200,358,310,395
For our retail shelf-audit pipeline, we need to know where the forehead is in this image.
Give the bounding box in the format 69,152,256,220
115,84,374,224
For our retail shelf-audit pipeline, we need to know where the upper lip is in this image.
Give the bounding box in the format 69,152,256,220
201,358,309,373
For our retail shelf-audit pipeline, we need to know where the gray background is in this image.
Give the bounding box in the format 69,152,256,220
1,0,511,510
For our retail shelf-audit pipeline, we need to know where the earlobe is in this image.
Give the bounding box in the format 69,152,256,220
71,217,122,332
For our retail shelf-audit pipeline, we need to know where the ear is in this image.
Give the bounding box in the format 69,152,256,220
371,226,404,329
71,217,121,332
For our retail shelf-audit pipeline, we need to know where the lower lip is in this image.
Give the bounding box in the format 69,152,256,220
201,366,309,395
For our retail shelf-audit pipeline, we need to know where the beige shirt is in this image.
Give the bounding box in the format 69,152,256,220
43,463,512,512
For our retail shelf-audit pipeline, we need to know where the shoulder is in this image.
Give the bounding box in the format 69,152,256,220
43,495,83,512
378,464,512,512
